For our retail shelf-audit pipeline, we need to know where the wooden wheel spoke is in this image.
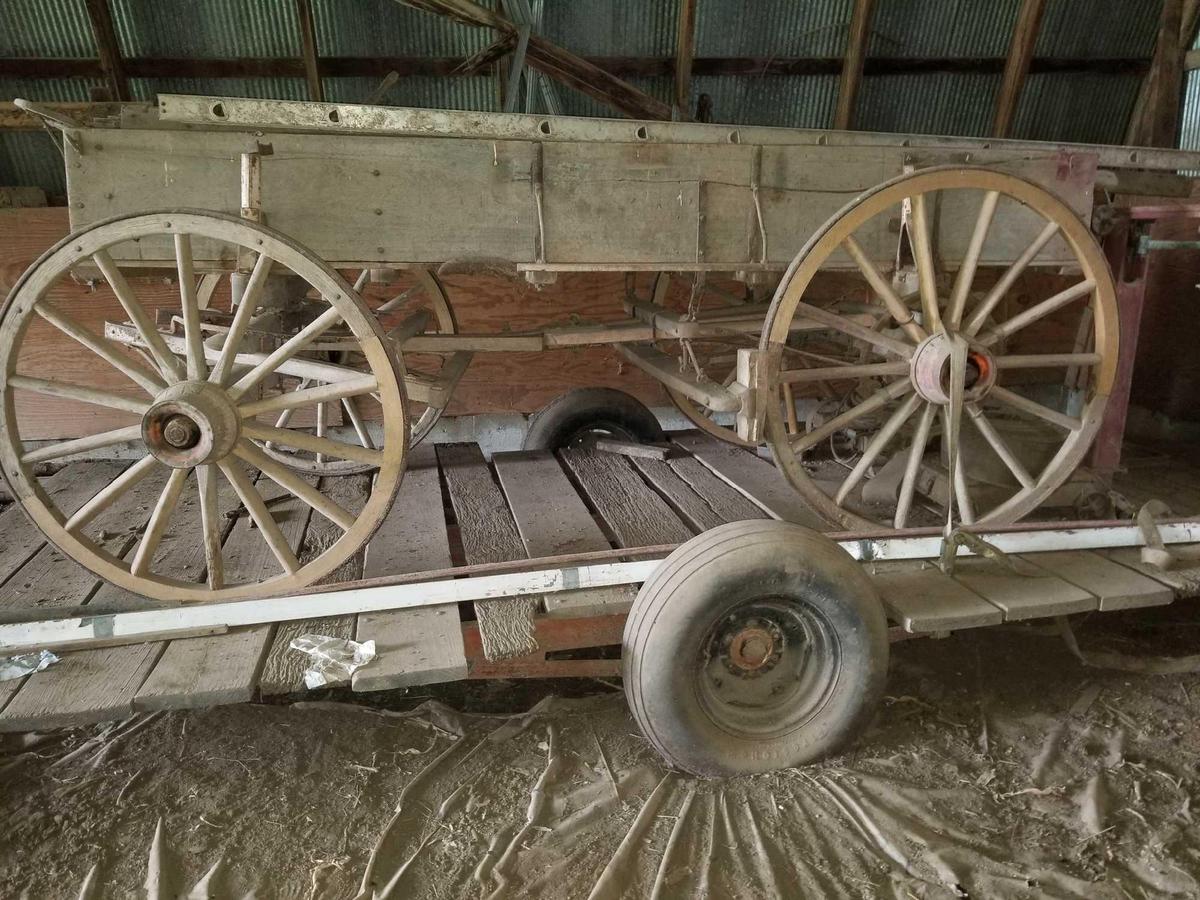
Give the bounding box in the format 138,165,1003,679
227,306,344,401
966,404,1035,489
315,401,329,464
977,279,1095,346
908,193,941,332
376,284,421,315
65,454,160,533
342,397,376,450
963,220,1060,336
93,250,186,382
791,302,914,360
989,385,1081,432
893,402,936,528
842,235,926,343
196,464,224,589
778,361,910,384
947,190,1000,329
834,393,922,506
22,424,143,465
130,468,189,576
235,440,356,530
994,353,1102,370
35,305,166,395
239,375,379,418
175,233,208,380
7,374,150,415
791,380,913,453
242,421,385,467
217,460,300,575
209,252,274,386
940,406,975,525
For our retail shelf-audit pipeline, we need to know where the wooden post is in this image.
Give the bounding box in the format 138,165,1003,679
1127,0,1187,147
992,0,1046,138
833,0,876,130
674,0,698,118
83,0,129,101
295,0,324,102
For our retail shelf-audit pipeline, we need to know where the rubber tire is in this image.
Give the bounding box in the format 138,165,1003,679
623,520,889,777
523,388,666,451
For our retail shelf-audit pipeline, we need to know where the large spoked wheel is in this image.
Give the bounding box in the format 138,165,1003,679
759,167,1118,530
624,521,889,777
0,210,408,602
260,268,459,475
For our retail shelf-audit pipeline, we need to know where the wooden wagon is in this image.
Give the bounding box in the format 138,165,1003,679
5,94,1200,774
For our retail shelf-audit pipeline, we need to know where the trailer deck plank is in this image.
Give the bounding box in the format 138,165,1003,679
950,556,1098,620
354,446,465,691
665,454,771,524
258,474,370,696
494,449,635,617
134,473,312,710
560,447,694,548
437,442,539,660
670,432,826,528
0,642,163,732
630,455,740,532
1023,550,1174,611
870,561,1004,632
1101,547,1200,596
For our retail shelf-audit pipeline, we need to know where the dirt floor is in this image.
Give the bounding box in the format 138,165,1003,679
4,603,1200,899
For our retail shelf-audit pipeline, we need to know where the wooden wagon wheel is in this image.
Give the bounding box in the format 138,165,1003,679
260,268,458,475
0,210,408,602
758,167,1117,530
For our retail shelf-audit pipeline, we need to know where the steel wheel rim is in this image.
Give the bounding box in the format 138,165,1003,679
696,598,842,740
759,167,1117,530
0,210,408,602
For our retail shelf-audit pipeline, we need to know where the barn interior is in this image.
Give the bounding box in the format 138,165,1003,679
4,1,1200,897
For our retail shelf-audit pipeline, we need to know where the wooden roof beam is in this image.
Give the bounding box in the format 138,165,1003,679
674,0,698,118
294,0,324,102
393,0,674,120
834,0,876,130
1127,0,1189,147
83,0,129,102
992,0,1047,138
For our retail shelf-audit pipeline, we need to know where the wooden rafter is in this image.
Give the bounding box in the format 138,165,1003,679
83,0,129,101
674,0,698,116
834,0,876,130
992,0,1047,138
1127,0,1190,147
394,0,674,120
295,0,324,102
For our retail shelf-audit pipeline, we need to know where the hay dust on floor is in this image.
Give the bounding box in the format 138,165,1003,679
6,607,1200,899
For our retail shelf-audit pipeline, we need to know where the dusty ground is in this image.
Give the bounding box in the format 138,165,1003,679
5,604,1200,899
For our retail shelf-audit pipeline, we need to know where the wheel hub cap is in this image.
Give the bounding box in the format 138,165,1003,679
910,331,995,405
142,381,240,468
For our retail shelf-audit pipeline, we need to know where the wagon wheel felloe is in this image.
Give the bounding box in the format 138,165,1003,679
0,210,408,602
261,267,460,475
758,167,1118,530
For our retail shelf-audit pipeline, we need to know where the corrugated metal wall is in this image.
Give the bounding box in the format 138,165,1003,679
0,0,1168,194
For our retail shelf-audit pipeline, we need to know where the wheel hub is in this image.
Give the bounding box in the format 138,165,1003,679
719,615,784,678
142,381,241,468
910,331,995,405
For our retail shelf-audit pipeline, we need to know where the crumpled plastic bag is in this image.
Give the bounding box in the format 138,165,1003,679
0,649,59,682
289,634,376,689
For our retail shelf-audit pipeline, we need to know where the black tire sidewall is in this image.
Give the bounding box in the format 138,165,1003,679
624,522,889,777
523,388,665,451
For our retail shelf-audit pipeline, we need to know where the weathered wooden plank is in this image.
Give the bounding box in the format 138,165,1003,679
1102,547,1200,596
0,642,162,732
1023,550,1174,612
0,461,127,593
671,432,826,528
0,675,24,713
631,455,746,532
437,442,538,660
134,471,312,709
869,561,1003,632
560,447,693,548
258,474,371,695
666,454,770,524
950,556,1097,621
354,445,465,692
494,449,635,617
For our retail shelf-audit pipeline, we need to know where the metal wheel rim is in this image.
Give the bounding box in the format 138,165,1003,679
758,167,1117,530
0,210,408,603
